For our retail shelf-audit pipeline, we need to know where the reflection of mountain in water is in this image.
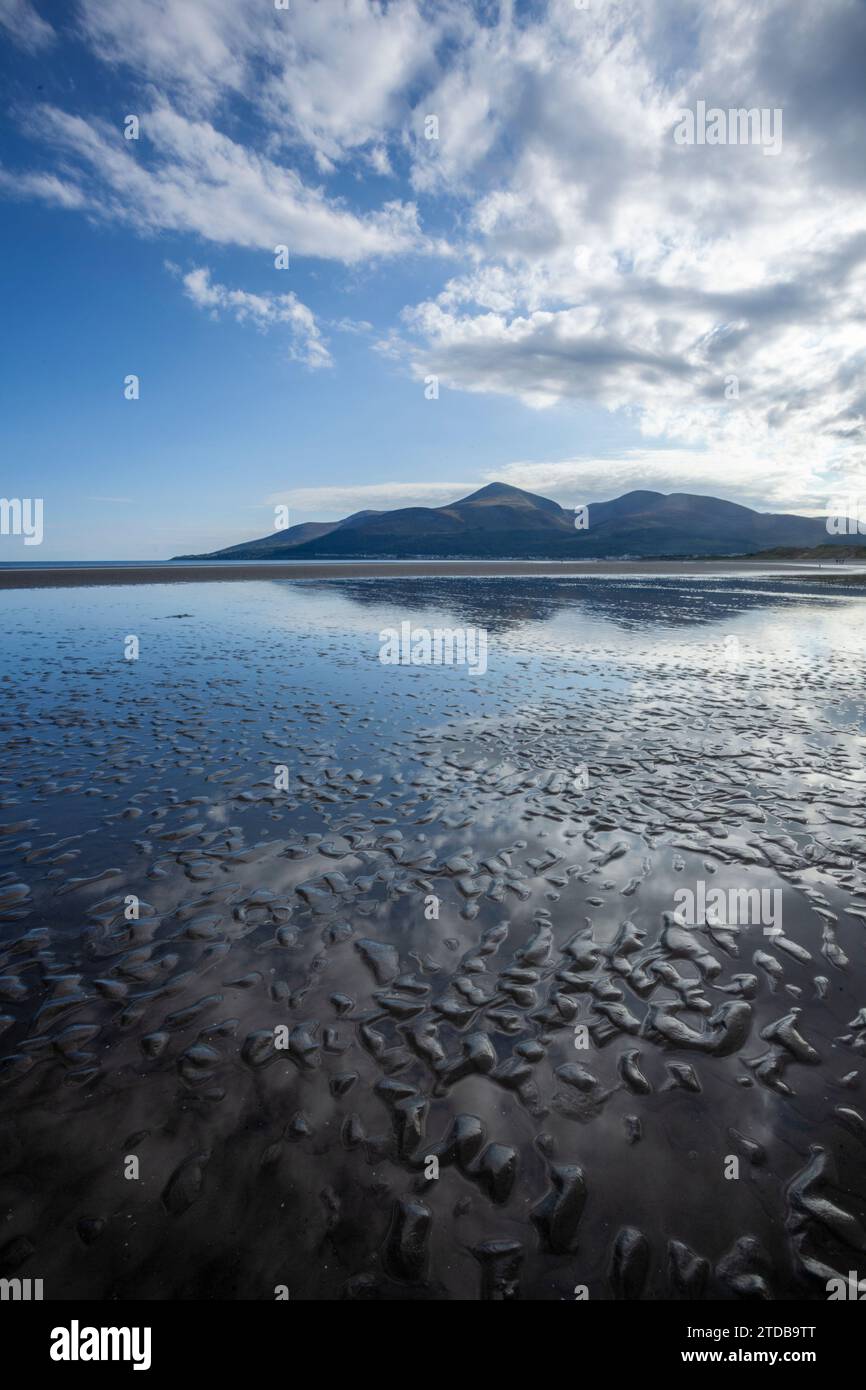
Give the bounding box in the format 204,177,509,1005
285,575,846,635
5,576,866,1301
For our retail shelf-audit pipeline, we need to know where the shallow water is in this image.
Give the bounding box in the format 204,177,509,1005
1,575,866,1300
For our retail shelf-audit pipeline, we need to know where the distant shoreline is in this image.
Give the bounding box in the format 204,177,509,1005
2,559,866,589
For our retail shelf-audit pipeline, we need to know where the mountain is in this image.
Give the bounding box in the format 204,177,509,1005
173,483,862,560
188,509,383,560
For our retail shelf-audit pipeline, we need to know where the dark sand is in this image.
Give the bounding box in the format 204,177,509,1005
3,559,866,588
4,576,866,1301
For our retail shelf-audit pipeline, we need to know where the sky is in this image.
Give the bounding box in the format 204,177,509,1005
1,0,865,559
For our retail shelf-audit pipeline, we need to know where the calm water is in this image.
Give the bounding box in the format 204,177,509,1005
1,576,866,1300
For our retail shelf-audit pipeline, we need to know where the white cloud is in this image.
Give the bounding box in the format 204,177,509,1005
0,0,55,50
386,0,866,500
258,0,437,170
4,0,866,509
261,452,866,522
179,267,331,369
264,481,480,516
78,0,441,163
332,317,373,336
0,168,88,208
5,102,436,264
487,453,866,516
77,0,252,110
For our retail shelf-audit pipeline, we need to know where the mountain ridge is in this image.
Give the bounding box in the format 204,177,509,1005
173,483,864,561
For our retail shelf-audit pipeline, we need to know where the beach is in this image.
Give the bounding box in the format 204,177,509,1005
3,573,866,1300
3,558,866,588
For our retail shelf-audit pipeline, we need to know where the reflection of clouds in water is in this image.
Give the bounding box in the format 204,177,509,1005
2,574,866,1300
9,573,854,674
269,576,864,668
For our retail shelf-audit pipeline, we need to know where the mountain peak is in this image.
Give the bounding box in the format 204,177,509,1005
455,481,563,512
612,489,665,503
459,482,527,501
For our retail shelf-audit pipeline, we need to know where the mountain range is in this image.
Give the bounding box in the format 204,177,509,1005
174,483,863,561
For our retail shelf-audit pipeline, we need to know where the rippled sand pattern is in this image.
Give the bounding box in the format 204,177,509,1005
1,576,866,1300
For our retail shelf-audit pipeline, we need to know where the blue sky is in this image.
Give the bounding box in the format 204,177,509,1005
1,0,865,559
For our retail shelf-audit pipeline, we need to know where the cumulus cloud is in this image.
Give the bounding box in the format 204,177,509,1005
257,0,438,171
75,0,444,170
76,0,436,152
178,266,331,369
2,102,432,263
390,0,866,496
77,0,252,110
4,0,866,506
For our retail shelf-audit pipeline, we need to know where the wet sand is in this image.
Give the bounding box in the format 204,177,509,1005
2,576,866,1300
2,559,866,588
